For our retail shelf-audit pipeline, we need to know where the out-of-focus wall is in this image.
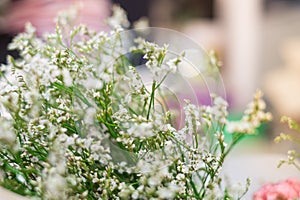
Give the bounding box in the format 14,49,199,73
218,0,263,111
149,0,300,118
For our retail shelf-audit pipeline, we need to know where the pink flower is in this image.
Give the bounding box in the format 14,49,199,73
253,178,300,200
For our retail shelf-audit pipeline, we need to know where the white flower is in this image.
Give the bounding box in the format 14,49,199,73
176,173,185,181
226,90,272,134
81,77,103,90
157,187,175,199
182,100,201,136
133,39,182,82
131,190,139,199
62,68,72,86
210,95,228,125
84,107,96,125
133,17,149,29
226,121,254,134
0,118,15,144
166,57,180,73
127,122,154,138
127,66,143,92
107,5,130,29
45,172,67,198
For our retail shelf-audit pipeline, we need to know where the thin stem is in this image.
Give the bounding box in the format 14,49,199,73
147,81,156,120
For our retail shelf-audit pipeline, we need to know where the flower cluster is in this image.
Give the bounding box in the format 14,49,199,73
226,90,272,134
253,178,300,200
0,6,271,200
274,116,300,171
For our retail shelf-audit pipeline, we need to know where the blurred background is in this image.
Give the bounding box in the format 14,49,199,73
1,0,300,150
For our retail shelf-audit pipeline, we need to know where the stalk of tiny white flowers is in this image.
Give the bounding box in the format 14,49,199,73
225,90,272,157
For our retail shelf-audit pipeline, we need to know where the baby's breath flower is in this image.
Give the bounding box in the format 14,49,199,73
0,118,16,144
0,6,270,200
107,5,130,29
226,90,272,134
133,17,149,29
127,121,154,138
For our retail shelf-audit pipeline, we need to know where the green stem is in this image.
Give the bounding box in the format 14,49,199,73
147,81,156,120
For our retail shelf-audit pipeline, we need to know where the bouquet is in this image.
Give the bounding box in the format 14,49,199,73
0,6,272,200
